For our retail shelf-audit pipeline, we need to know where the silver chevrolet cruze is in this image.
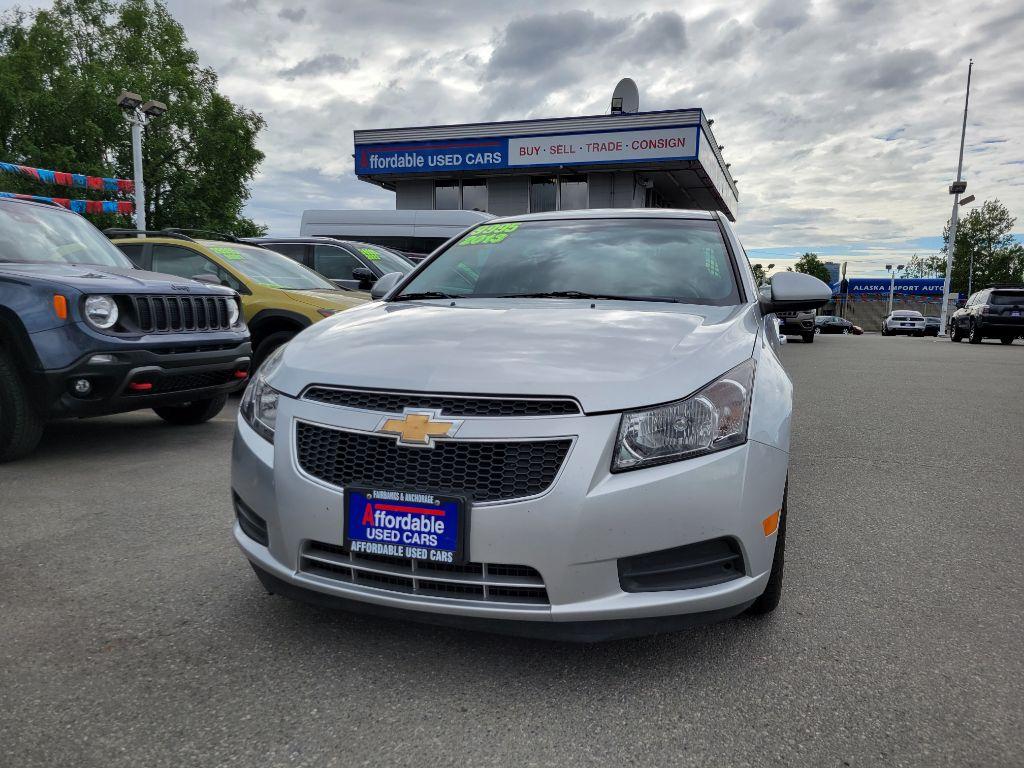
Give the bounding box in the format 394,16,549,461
232,209,831,640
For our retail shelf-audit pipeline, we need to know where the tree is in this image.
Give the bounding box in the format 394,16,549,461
792,252,832,285
751,263,766,286
0,0,266,235
942,199,1024,294
903,253,945,278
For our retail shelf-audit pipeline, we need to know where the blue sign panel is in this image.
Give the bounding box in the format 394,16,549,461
344,488,465,564
832,278,950,295
355,138,508,175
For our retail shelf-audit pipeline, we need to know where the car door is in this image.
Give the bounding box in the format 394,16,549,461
313,244,365,290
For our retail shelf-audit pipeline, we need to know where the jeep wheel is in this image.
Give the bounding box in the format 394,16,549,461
802,332,814,343
968,322,983,344
153,394,228,425
747,481,787,616
252,330,296,372
949,322,962,342
0,348,45,462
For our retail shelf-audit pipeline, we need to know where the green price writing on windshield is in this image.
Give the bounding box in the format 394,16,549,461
458,222,519,246
358,248,381,260
210,246,245,261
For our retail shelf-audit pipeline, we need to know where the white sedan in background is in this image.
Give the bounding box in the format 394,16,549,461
881,310,925,337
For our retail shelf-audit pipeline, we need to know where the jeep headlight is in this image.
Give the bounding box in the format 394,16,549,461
612,359,755,472
84,295,119,329
240,345,286,442
227,298,240,326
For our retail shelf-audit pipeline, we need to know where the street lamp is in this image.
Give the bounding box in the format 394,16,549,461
116,90,168,233
939,60,973,336
887,264,904,314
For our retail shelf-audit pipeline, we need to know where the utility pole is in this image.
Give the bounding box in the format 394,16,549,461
939,60,973,336
116,91,168,235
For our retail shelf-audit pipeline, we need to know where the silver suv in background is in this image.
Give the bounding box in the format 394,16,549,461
776,308,816,343
882,310,925,337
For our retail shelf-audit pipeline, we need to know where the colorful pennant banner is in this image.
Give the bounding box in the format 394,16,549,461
0,191,133,215
0,161,134,193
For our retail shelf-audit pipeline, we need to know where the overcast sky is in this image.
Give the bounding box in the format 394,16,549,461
6,0,1024,274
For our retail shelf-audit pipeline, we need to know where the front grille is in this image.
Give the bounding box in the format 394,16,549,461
131,294,234,333
302,386,581,417
295,422,571,503
133,368,239,395
300,540,549,606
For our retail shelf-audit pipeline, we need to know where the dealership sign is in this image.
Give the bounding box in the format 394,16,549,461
832,278,949,295
355,125,699,175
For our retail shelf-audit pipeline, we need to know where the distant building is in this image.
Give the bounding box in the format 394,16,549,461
823,261,841,284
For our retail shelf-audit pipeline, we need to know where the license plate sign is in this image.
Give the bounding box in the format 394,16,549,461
344,488,467,564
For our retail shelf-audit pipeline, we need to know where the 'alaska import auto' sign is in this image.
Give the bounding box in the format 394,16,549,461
354,125,699,175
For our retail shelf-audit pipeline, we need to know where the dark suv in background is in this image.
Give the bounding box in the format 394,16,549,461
245,237,414,291
949,285,1024,345
0,198,251,461
777,308,816,343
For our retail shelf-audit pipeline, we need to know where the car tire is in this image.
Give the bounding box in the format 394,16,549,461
747,481,788,616
1000,337,1014,345
968,322,983,344
881,325,888,336
949,323,962,342
252,330,295,372
802,332,814,343
0,348,45,463
842,328,849,335
153,394,228,425
813,326,821,335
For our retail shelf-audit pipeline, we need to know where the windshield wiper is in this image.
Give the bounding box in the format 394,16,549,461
391,291,458,301
494,290,682,303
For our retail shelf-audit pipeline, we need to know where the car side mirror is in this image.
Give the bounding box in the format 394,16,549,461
352,267,375,289
760,271,832,314
370,271,403,300
191,274,221,285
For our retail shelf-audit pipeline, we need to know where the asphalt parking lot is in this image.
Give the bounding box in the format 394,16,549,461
1,334,1022,767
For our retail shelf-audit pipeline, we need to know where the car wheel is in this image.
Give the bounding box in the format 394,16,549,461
1000,337,1014,345
950,322,962,342
842,328,850,335
968,322,983,344
153,394,228,425
0,348,45,463
802,332,814,343
252,330,296,372
881,325,888,336
813,326,821,335
747,481,788,616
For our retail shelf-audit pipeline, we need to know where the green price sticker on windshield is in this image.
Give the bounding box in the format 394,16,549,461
211,246,245,261
358,247,381,261
458,222,519,246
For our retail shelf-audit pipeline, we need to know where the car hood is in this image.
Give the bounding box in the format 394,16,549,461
0,262,234,295
270,299,760,413
281,288,367,311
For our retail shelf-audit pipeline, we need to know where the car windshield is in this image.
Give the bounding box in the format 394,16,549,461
202,242,336,290
394,219,741,305
990,291,1024,305
349,243,412,275
0,201,134,268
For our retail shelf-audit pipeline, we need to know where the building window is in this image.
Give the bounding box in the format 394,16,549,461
462,180,487,211
434,181,459,210
558,175,588,210
530,177,556,212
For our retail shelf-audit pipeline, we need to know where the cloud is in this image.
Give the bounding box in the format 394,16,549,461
278,6,306,23
145,0,1024,266
278,52,358,79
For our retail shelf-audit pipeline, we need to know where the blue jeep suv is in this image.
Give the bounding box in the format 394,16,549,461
0,197,251,461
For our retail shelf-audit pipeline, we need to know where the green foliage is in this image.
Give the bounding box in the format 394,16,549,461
0,0,266,235
792,252,832,285
750,263,767,286
942,199,1024,294
902,253,946,278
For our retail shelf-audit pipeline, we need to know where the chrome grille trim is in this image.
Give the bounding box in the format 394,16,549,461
300,385,582,418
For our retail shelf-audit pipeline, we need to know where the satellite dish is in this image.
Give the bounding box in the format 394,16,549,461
610,78,640,115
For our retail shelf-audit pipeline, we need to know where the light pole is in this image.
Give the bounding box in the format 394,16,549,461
939,60,973,336
887,264,904,314
116,91,168,234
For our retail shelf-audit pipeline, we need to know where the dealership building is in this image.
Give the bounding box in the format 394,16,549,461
351,105,738,221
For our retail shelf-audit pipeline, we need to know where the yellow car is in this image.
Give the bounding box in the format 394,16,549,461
110,232,366,367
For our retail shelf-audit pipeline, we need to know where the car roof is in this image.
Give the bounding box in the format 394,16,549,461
483,208,719,224
0,196,73,213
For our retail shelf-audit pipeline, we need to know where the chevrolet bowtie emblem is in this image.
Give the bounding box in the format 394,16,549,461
375,409,462,448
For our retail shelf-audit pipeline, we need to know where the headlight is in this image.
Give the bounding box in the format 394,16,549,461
227,298,240,326
239,344,286,442
84,295,119,329
612,359,755,472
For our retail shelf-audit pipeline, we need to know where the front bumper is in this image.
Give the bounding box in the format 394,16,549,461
778,319,813,335
39,341,252,417
231,395,789,638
